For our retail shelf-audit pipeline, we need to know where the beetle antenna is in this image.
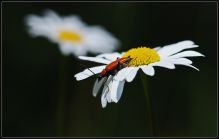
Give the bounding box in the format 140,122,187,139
79,63,97,76
87,67,96,75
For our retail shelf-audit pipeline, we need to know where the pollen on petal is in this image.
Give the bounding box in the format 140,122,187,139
122,47,160,66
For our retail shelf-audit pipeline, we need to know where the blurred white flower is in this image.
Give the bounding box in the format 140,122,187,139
74,40,204,108
25,10,120,56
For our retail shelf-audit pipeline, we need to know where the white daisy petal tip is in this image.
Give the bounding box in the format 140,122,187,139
110,96,119,103
188,66,200,71
74,73,89,81
182,40,194,43
101,99,107,108
200,53,205,57
125,67,139,82
180,40,195,45
169,50,205,59
189,65,200,71
140,65,155,76
76,77,83,81
157,40,201,58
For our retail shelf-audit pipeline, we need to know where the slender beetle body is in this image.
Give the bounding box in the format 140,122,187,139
98,56,132,81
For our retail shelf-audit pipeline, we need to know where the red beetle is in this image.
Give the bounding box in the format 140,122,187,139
97,56,132,81
83,56,132,97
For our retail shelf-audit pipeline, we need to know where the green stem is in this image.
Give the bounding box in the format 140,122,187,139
140,72,155,136
56,55,68,136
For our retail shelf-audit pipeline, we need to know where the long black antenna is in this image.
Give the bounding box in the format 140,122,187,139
79,64,95,74
79,63,100,79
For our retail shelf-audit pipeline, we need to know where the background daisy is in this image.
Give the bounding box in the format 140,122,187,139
25,9,120,56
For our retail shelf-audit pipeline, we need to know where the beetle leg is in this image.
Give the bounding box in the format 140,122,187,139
118,62,129,70
122,63,129,68
110,69,118,76
118,61,124,70
103,76,113,95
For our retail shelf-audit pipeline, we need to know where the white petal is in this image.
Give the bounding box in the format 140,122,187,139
109,79,126,103
101,91,107,108
43,10,62,24
106,91,112,103
116,80,125,102
74,65,105,81
114,67,138,81
177,63,199,71
109,79,120,102
78,56,111,64
101,76,113,108
157,40,198,57
170,59,199,71
84,26,120,53
125,67,139,82
140,65,155,76
92,77,107,97
25,14,57,39
102,76,113,95
101,86,113,107
168,50,204,59
96,52,122,61
114,67,133,81
25,10,64,42
62,15,86,29
150,60,175,69
168,58,193,65
59,42,87,56
183,64,200,71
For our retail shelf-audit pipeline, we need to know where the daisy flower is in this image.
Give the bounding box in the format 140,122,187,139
25,9,120,56
74,40,204,108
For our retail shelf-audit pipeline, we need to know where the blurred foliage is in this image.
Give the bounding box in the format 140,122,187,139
2,2,217,137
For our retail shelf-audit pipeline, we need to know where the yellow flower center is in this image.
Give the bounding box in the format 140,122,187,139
122,47,160,66
58,30,82,42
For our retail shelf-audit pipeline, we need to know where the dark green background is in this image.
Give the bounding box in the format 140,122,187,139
2,2,217,137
